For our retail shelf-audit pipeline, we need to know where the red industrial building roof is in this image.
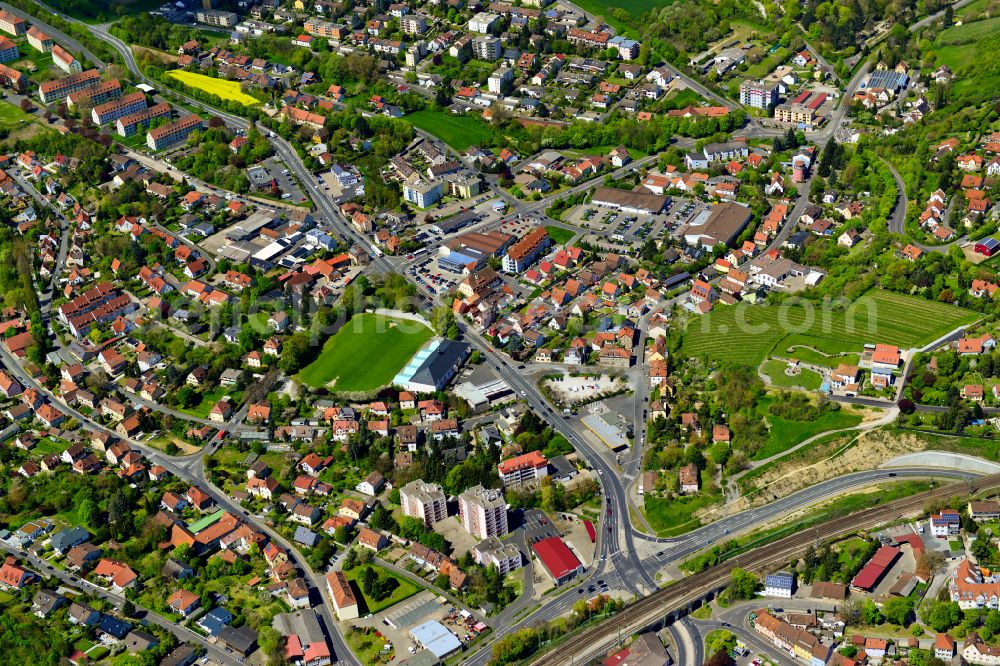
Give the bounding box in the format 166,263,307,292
894,534,925,555
532,536,582,581
807,93,828,110
793,90,811,105
851,545,900,590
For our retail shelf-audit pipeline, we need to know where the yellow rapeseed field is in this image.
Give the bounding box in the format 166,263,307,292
166,69,260,106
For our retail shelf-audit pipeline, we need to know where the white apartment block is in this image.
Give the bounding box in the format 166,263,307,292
473,536,522,575
400,479,447,527
458,485,508,539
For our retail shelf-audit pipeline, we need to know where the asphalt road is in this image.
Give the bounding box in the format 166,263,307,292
883,156,908,236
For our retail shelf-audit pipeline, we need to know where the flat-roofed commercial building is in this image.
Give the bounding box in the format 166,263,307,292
591,186,669,215
438,230,513,272
681,202,752,248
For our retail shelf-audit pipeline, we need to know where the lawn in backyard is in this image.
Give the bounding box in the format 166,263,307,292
341,565,420,614
760,360,822,390
404,110,492,150
346,626,394,663
544,225,576,245
679,291,977,366
179,387,243,419
298,314,433,391
166,70,261,106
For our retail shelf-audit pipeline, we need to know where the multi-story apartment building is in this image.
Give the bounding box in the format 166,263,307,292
52,44,82,75
39,69,101,104
739,80,778,110
468,12,499,33
458,485,508,539
403,180,443,208
471,37,501,61
487,67,513,94
0,36,18,64
472,537,522,575
67,79,122,108
497,451,549,487
303,18,348,40
195,9,238,27
0,10,26,36
0,63,25,92
774,103,816,128
399,480,447,527
26,26,52,53
147,114,203,151
502,227,550,273
399,14,427,35
116,103,170,137
92,92,148,125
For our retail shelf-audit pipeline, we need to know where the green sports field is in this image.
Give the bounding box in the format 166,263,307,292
405,110,492,150
298,314,433,391
166,70,260,106
680,291,977,366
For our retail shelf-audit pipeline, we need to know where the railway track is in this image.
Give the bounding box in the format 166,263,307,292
530,472,1000,666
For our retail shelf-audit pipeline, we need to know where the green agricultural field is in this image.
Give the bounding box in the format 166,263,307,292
298,314,433,391
544,225,576,245
166,70,261,106
405,110,492,150
680,291,977,366
933,16,1000,79
760,360,822,390
342,565,420,614
936,16,1000,45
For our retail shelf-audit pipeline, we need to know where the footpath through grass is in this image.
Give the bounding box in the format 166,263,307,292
298,313,433,391
680,291,977,366
750,398,863,461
